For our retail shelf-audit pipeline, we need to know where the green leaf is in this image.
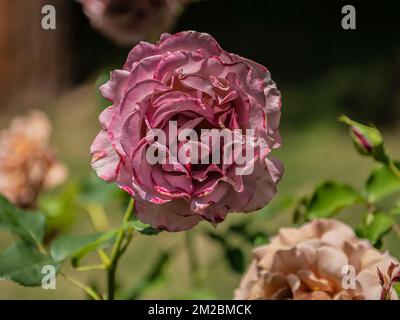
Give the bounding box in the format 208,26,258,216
206,230,226,245
252,233,268,246
293,197,309,224
127,218,162,236
366,164,400,203
339,115,389,163
0,242,59,287
394,283,400,299
225,247,245,274
227,223,268,245
50,231,117,264
206,231,246,273
120,252,170,300
39,182,79,231
258,195,296,219
306,182,363,219
0,196,45,247
79,172,126,206
365,213,394,245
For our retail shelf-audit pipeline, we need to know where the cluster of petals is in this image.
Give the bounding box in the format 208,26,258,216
235,219,399,300
0,111,67,208
91,31,282,231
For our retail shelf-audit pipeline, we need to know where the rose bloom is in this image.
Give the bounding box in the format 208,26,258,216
91,31,282,231
78,0,188,46
0,111,67,208
234,219,399,300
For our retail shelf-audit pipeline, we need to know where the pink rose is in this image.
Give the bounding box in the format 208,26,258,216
235,219,399,300
78,0,188,46
91,31,283,231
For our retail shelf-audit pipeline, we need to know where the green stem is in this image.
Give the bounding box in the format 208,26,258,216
392,223,400,239
60,272,102,300
107,199,135,300
185,231,201,288
389,160,400,179
75,264,106,272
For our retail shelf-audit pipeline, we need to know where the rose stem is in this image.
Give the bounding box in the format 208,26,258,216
107,198,135,300
389,160,400,179
185,231,201,289
60,272,102,300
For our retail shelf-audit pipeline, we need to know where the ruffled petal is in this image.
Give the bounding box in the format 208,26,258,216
90,130,120,182
135,198,202,232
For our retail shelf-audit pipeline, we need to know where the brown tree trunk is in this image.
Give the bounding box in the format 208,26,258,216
0,0,77,110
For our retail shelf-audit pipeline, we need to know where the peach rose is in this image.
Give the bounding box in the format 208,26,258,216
234,219,399,300
0,110,67,208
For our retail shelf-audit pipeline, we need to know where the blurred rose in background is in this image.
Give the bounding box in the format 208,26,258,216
0,111,67,209
78,0,188,46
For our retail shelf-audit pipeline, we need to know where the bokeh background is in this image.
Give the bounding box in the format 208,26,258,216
0,0,399,299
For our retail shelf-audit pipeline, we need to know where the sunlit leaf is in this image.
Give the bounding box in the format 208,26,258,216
366,164,400,203
50,231,117,264
127,218,162,236
358,212,395,246
0,196,45,247
365,213,394,245
0,242,59,287
306,181,363,219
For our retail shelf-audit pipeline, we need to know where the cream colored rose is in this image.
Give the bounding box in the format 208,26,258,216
234,219,399,300
0,110,67,208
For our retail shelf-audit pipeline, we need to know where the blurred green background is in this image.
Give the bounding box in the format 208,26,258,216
0,0,399,299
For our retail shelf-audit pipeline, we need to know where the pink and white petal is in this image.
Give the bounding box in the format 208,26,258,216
124,41,158,70
178,74,216,99
230,53,271,81
192,164,222,182
264,83,282,148
90,130,120,182
119,110,142,157
151,167,193,198
109,80,169,155
130,139,161,199
151,94,213,127
125,55,163,89
99,70,129,104
154,51,204,82
235,156,283,213
157,31,226,58
191,181,230,222
134,199,202,232
99,106,115,129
